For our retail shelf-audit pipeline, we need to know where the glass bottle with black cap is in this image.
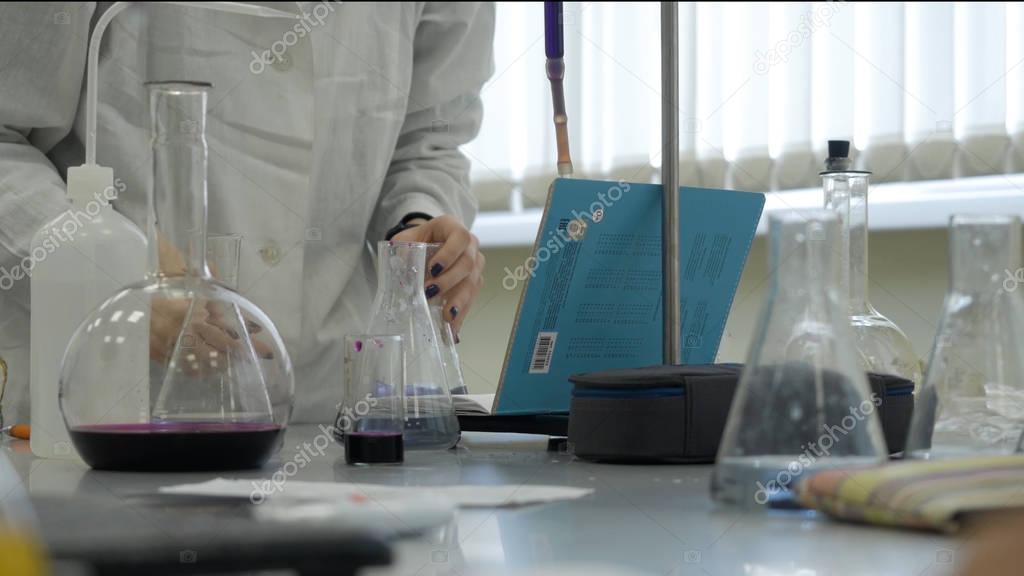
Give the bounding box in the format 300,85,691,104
821,140,922,390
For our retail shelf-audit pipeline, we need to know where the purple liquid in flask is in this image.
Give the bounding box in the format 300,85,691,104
345,431,404,465
69,421,283,471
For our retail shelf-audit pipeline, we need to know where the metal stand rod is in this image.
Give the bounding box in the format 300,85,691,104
661,2,681,364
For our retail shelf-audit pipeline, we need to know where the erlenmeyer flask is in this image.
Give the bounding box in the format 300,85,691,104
59,82,294,471
367,241,460,450
711,210,887,510
821,140,922,389
906,215,1024,459
202,233,261,422
426,243,468,395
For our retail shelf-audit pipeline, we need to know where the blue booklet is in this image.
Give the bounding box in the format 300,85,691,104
492,178,764,415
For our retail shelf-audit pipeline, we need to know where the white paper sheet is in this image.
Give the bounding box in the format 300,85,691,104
160,477,593,508
452,393,496,415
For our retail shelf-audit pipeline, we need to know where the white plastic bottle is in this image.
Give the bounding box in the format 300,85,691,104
30,165,148,459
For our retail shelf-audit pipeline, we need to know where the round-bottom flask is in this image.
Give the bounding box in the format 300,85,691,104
59,82,294,471
822,141,922,389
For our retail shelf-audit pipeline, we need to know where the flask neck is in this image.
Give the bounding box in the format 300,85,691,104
146,82,211,281
823,172,871,313
949,215,1023,295
376,242,429,307
768,213,846,314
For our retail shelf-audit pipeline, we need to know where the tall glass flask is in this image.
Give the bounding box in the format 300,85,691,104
59,82,294,471
367,241,460,450
711,211,887,510
821,140,922,388
430,306,467,395
426,243,468,395
906,215,1024,459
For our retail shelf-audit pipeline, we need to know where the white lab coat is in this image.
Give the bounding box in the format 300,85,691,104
0,3,494,424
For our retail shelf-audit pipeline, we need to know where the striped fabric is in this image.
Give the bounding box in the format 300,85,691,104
796,456,1024,533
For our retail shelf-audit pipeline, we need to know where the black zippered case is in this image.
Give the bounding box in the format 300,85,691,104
567,364,913,463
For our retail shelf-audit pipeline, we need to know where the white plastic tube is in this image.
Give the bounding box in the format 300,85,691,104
84,1,300,165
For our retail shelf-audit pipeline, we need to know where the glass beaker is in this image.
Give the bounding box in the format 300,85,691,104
426,243,468,395
337,335,405,465
59,82,294,471
711,210,888,510
207,233,242,290
905,215,1024,459
367,241,460,450
821,140,922,389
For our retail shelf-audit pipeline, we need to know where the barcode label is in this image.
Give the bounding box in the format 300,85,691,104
529,332,558,374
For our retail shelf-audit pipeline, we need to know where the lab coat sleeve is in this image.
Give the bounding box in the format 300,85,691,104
371,2,496,241
0,4,91,308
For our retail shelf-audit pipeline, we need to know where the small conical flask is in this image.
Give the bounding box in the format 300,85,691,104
426,243,468,395
367,241,460,450
202,233,259,418
821,140,922,389
711,210,888,510
906,215,1024,459
59,82,294,471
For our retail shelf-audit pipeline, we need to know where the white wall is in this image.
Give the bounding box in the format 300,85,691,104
458,229,952,393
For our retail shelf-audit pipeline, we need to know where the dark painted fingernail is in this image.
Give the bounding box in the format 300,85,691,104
450,306,459,320
431,262,444,277
227,329,240,339
455,333,461,345
261,351,275,360
425,284,440,299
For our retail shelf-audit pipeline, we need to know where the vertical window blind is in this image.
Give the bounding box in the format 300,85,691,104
463,2,1024,212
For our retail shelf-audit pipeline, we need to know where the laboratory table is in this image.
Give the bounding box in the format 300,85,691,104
4,425,962,576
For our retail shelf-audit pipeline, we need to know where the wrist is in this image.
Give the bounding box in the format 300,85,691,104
384,212,434,240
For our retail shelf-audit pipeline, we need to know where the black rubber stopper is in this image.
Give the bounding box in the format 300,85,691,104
828,140,850,159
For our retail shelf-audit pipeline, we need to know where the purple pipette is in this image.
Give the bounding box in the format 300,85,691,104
545,1,573,177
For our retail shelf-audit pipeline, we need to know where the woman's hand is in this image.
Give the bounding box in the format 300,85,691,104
149,297,235,366
392,215,485,338
150,234,273,366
